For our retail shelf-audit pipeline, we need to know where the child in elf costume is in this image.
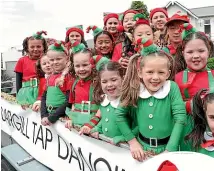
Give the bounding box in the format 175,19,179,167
116,38,186,162
64,41,109,129
86,25,114,59
32,55,53,112
41,41,71,126
174,23,214,151
103,13,120,41
14,31,48,107
187,89,214,158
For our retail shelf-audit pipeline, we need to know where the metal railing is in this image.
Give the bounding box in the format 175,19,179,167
1,79,16,94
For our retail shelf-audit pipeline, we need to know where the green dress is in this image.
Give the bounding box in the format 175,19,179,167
116,81,187,154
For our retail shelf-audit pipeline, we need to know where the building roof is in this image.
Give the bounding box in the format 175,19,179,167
190,6,214,17
165,1,198,19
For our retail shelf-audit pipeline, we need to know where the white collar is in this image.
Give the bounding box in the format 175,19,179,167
203,132,214,151
101,94,120,108
139,80,171,99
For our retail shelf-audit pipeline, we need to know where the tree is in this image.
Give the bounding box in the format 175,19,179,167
130,1,149,19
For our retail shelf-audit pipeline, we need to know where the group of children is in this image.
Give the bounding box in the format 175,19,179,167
14,7,214,162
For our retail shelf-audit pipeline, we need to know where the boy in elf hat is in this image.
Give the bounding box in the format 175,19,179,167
15,31,48,108
165,11,190,56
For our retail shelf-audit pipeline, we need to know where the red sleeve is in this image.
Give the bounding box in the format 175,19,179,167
112,43,122,62
14,57,24,73
68,79,75,103
37,78,46,100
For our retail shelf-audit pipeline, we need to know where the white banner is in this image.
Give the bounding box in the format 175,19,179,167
1,98,214,171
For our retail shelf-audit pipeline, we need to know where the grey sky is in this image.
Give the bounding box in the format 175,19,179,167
0,0,214,52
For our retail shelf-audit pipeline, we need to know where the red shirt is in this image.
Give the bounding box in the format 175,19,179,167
112,43,122,62
37,77,46,100
175,69,214,101
14,56,37,82
47,73,71,95
69,79,92,104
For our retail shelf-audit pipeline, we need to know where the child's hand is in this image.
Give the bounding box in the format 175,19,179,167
65,120,73,130
41,117,52,126
119,58,129,68
55,76,65,87
128,138,145,162
79,126,91,135
90,132,99,139
21,104,29,110
32,101,41,112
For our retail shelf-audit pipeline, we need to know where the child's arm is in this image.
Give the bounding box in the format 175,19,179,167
165,82,187,152
41,91,49,118
15,72,22,93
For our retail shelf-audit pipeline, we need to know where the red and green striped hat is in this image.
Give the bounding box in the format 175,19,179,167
180,23,197,40
32,30,47,39
86,25,103,37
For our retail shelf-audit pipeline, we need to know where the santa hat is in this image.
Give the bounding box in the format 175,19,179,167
66,25,84,37
133,13,150,26
104,13,119,25
70,40,86,54
157,160,178,171
180,23,197,40
48,41,67,55
32,31,47,39
93,55,110,71
150,8,168,20
165,11,189,26
86,25,103,37
120,9,139,22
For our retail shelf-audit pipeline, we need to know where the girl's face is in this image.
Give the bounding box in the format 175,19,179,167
206,101,214,133
47,51,68,73
123,13,136,32
40,55,53,75
28,39,44,59
73,53,92,79
106,18,119,34
138,57,170,95
152,12,167,31
95,34,113,55
69,31,82,43
134,25,154,43
100,70,122,100
183,39,209,71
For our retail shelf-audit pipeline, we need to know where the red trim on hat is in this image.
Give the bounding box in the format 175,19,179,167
92,26,97,31
136,19,150,26
143,39,153,47
72,41,80,47
150,8,168,20
185,24,193,31
123,9,138,17
95,55,102,63
104,13,119,25
66,28,84,37
166,13,190,26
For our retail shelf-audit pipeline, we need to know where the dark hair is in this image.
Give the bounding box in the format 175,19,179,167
175,32,214,73
69,48,97,78
93,61,123,104
22,37,48,56
120,50,175,107
65,35,88,48
94,31,114,58
186,89,214,149
35,57,45,78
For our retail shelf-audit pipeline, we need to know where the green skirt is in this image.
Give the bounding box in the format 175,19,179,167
16,87,38,105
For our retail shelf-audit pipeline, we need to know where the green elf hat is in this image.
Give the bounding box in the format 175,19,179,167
140,38,160,56
48,41,67,55
86,25,103,37
70,40,86,54
180,23,197,40
93,55,110,71
32,30,47,39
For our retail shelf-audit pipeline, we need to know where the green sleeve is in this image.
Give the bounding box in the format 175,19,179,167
166,81,187,151
113,135,126,144
90,120,103,134
115,105,136,141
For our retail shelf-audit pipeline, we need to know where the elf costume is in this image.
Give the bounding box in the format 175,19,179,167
14,31,47,105
41,42,71,123
116,39,186,154
198,132,214,158
175,24,214,151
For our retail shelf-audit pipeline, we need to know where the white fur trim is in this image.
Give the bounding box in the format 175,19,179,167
101,94,120,108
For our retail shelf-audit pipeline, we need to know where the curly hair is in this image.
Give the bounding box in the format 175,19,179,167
22,37,48,56
175,32,214,73
186,89,214,149
93,61,124,104
35,58,45,78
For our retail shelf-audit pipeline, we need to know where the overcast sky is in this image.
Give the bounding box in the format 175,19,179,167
1,0,214,52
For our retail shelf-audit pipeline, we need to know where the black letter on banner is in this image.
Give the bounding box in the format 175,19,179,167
35,125,45,149
94,158,112,171
1,107,6,121
25,118,30,139
12,114,21,131
58,135,69,160
7,110,13,127
20,116,26,136
115,166,125,171
32,122,37,143
68,143,82,170
44,128,53,150
78,147,93,171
